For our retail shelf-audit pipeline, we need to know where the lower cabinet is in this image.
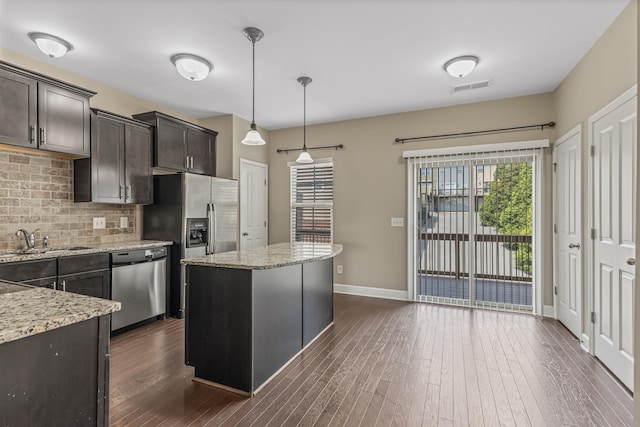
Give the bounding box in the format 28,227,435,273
57,253,111,299
0,316,110,426
0,253,110,299
0,259,56,289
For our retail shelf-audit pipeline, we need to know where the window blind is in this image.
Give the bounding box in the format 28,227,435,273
290,161,334,243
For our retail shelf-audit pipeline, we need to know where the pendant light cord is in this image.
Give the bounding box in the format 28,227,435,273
251,40,256,127
303,83,307,150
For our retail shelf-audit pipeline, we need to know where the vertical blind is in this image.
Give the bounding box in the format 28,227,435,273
290,161,334,243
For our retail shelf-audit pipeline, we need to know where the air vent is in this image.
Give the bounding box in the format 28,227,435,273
452,79,491,93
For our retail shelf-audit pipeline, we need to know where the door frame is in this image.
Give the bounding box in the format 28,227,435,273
552,124,582,331
239,158,269,250
587,84,637,355
405,139,549,314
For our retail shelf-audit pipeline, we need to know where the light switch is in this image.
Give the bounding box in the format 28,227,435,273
120,217,128,228
391,217,404,227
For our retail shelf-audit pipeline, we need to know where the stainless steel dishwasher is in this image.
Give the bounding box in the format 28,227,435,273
111,247,167,331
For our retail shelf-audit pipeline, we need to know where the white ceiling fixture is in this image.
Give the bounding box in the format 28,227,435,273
28,32,73,58
241,26,266,146
296,76,313,164
444,55,479,78
170,54,212,81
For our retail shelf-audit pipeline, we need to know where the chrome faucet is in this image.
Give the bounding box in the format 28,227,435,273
15,228,39,250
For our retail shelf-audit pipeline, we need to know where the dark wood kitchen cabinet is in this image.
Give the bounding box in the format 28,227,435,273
0,61,95,157
0,67,37,148
57,253,111,299
0,315,111,427
133,111,217,176
0,258,57,289
75,109,153,204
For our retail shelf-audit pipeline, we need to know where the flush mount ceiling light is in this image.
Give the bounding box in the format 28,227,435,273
444,55,479,78
241,27,266,146
296,76,314,164
170,54,212,81
28,32,73,58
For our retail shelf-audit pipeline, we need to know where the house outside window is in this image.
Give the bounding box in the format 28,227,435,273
290,161,334,243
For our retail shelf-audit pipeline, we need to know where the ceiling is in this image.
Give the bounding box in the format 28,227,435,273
0,0,631,130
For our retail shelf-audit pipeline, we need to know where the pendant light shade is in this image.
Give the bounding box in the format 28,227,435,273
241,27,266,146
28,32,73,58
444,55,479,78
296,76,314,164
171,54,212,81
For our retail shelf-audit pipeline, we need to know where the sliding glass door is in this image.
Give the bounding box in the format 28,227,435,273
413,153,535,312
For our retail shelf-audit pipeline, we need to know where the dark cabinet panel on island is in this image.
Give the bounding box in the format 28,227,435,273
0,61,95,157
132,111,217,176
0,316,110,427
74,109,153,204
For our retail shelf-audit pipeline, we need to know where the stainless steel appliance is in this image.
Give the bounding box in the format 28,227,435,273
143,173,238,318
111,247,167,331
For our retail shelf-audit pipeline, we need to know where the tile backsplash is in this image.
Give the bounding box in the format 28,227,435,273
0,150,136,251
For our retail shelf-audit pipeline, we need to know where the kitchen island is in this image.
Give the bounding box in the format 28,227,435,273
182,242,342,395
0,281,120,426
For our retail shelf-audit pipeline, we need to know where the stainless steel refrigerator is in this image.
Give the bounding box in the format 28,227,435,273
143,173,238,318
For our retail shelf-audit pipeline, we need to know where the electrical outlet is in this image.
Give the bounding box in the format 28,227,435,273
120,217,128,228
337,265,343,274
391,217,404,227
93,217,106,229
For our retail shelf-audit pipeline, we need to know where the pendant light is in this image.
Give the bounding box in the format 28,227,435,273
296,76,314,164
241,27,266,146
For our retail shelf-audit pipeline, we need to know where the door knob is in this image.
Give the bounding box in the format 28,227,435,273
242,232,249,236
568,243,581,249
627,258,636,266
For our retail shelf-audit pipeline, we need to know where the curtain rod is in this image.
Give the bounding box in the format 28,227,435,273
393,121,556,144
277,144,344,154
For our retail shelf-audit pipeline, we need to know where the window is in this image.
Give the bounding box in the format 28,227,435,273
290,160,334,243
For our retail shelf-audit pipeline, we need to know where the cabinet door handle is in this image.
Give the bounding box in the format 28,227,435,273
119,186,124,199
39,127,45,144
61,279,66,292
190,156,194,169
29,126,35,144
126,185,131,201
52,280,56,290
185,156,190,169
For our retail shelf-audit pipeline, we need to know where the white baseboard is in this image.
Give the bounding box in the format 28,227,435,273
334,283,408,301
581,333,590,353
543,305,555,318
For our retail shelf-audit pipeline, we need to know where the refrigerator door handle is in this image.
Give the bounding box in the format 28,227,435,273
210,203,217,254
205,204,211,255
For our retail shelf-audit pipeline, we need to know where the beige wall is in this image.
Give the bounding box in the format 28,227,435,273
553,0,637,339
268,94,556,296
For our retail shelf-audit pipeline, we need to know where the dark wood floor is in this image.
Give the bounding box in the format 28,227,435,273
109,294,633,426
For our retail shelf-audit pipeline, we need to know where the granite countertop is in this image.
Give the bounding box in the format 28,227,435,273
0,239,173,264
0,281,120,345
181,242,343,270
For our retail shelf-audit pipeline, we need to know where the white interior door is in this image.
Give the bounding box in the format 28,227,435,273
240,159,268,250
553,126,582,338
591,89,637,391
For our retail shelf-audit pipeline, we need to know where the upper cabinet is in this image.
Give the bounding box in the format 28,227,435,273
74,109,153,204
0,62,94,157
133,111,217,176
